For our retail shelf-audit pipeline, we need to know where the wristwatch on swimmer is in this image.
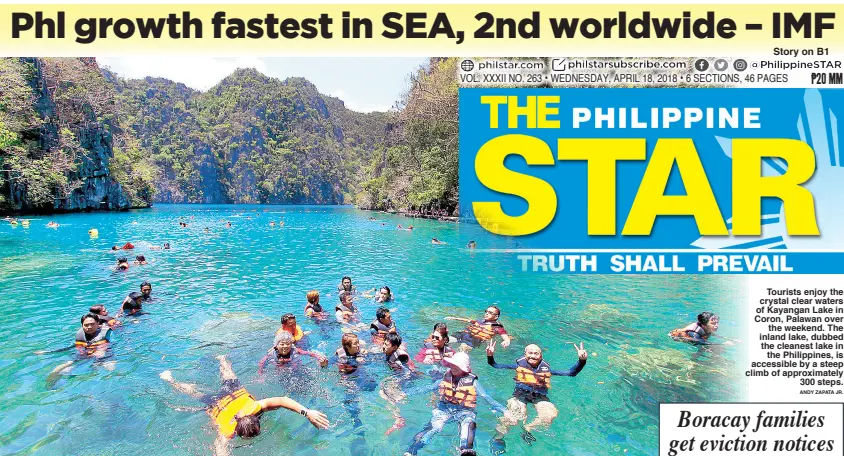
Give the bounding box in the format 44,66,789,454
300,408,309,417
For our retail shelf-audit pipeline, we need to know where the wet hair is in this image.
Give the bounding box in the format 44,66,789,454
487,305,501,317
380,286,391,300
117,257,128,263
697,311,717,325
385,332,402,348
89,305,105,314
306,290,319,304
275,331,294,345
281,313,296,325
341,333,359,350
163,243,170,249
433,322,449,341
140,281,151,290
234,414,261,438
111,246,118,251
129,292,143,301
135,255,146,262
376,307,390,321
81,313,98,325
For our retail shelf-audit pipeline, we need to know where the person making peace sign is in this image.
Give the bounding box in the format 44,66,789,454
486,340,588,454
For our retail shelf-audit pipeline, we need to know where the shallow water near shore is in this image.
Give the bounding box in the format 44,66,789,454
0,204,746,455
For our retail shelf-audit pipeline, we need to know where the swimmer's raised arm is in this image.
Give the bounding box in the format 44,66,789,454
256,396,330,429
444,316,472,323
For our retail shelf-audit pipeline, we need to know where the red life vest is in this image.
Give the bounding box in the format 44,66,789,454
415,342,455,364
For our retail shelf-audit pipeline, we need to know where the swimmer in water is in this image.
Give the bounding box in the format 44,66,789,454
447,306,511,349
134,255,147,265
304,290,327,319
376,286,392,303
467,240,477,249
47,221,59,228
337,276,356,294
116,257,130,271
225,221,232,228
415,323,455,366
160,355,329,456
669,312,738,345
88,305,120,328
258,332,328,374
119,292,145,317
402,352,503,456
140,281,153,301
486,341,588,453
275,313,309,349
370,307,398,345
431,238,446,245
335,291,358,323
75,314,112,358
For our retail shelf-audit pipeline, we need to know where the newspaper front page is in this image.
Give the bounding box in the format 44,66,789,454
0,2,842,456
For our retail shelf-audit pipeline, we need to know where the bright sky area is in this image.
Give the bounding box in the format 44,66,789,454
97,57,429,113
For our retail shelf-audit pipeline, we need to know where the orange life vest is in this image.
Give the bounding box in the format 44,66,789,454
438,371,478,408
669,323,709,343
207,387,262,439
466,320,504,341
514,357,552,393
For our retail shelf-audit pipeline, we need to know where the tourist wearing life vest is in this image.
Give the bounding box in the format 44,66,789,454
447,306,512,348
331,333,378,454
402,352,503,456
337,276,356,294
118,292,144,317
75,314,112,357
486,341,588,454
304,290,328,320
335,290,359,323
380,332,421,435
414,323,456,365
669,312,738,346
258,332,328,375
88,305,121,328
160,355,329,456
139,281,153,301
370,307,398,345
275,313,309,349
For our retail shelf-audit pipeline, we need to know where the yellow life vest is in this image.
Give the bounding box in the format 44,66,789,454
438,372,478,408
207,388,262,439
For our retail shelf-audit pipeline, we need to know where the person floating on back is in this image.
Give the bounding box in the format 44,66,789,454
447,306,511,350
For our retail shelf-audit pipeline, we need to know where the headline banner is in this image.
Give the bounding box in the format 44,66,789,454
0,4,843,56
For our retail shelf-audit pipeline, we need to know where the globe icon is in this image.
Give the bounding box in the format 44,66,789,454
461,60,474,72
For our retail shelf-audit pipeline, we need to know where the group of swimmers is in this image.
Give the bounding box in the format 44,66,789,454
151,275,592,456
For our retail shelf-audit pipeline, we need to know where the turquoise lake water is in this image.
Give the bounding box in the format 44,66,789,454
0,205,747,456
